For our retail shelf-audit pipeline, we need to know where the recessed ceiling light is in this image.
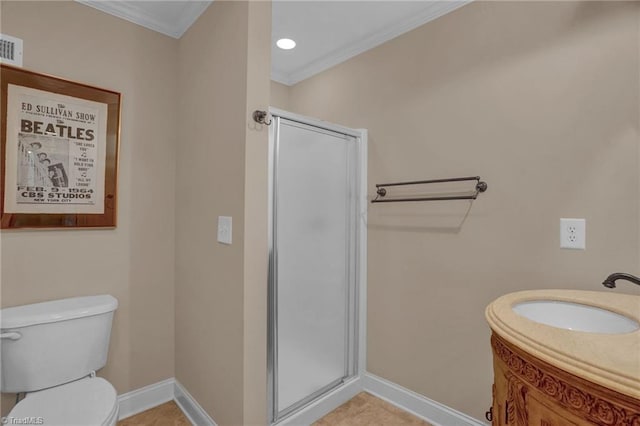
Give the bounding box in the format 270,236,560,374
276,38,296,50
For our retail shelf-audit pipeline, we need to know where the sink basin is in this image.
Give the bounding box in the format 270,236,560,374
512,300,639,334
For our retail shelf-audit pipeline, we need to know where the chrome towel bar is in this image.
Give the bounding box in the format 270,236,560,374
372,176,487,203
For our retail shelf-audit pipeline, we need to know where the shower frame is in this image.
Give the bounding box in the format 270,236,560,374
267,108,367,425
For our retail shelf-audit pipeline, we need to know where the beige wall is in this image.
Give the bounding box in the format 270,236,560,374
270,80,291,110
175,1,270,424
286,1,640,419
0,0,178,414
243,2,271,424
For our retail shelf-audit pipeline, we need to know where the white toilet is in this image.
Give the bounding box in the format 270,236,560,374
1,295,119,426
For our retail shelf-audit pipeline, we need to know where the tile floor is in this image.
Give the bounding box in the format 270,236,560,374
312,393,430,426
118,401,190,426
117,392,430,425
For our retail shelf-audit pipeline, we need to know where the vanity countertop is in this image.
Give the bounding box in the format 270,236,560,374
485,289,640,400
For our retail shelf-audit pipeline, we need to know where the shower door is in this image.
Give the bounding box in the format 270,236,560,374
268,110,361,423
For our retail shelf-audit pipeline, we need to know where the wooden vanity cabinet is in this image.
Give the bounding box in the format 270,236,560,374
490,333,640,426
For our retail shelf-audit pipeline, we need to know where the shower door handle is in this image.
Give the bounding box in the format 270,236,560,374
0,332,21,340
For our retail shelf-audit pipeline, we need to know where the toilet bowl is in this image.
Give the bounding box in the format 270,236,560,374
1,295,119,426
8,377,119,426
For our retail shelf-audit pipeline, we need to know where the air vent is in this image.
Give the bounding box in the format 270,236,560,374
0,34,23,67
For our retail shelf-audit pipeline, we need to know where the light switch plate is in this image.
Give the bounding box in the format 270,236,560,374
217,216,232,245
560,218,585,250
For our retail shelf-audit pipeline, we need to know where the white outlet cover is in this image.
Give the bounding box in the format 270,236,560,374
217,216,232,245
560,218,585,250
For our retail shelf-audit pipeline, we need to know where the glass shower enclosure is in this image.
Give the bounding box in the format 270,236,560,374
268,109,363,424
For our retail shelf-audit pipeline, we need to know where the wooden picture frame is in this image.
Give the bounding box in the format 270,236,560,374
1,65,121,229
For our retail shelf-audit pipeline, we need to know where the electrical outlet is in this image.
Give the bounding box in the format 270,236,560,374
560,218,585,250
217,216,232,245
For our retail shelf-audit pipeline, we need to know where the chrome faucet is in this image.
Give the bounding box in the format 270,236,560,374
602,273,640,288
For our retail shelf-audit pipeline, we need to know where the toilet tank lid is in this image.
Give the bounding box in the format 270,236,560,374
1,295,118,329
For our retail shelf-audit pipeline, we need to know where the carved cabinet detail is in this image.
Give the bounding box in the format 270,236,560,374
490,333,640,426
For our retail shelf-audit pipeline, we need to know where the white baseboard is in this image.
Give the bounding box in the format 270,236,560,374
117,378,175,420
117,374,485,426
117,378,216,425
362,373,487,426
275,377,363,426
174,379,217,426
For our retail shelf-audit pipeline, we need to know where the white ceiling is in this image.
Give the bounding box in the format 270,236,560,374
272,1,468,85
76,1,468,85
76,1,212,39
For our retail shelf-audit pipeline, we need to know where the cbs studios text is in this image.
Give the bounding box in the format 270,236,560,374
17,186,94,203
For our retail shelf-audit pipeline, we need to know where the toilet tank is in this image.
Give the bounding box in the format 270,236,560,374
0,295,118,393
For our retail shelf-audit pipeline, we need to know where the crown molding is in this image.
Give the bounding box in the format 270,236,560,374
273,1,470,87
271,68,294,86
76,1,212,39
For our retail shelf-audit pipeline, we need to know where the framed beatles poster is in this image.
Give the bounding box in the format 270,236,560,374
1,65,121,228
